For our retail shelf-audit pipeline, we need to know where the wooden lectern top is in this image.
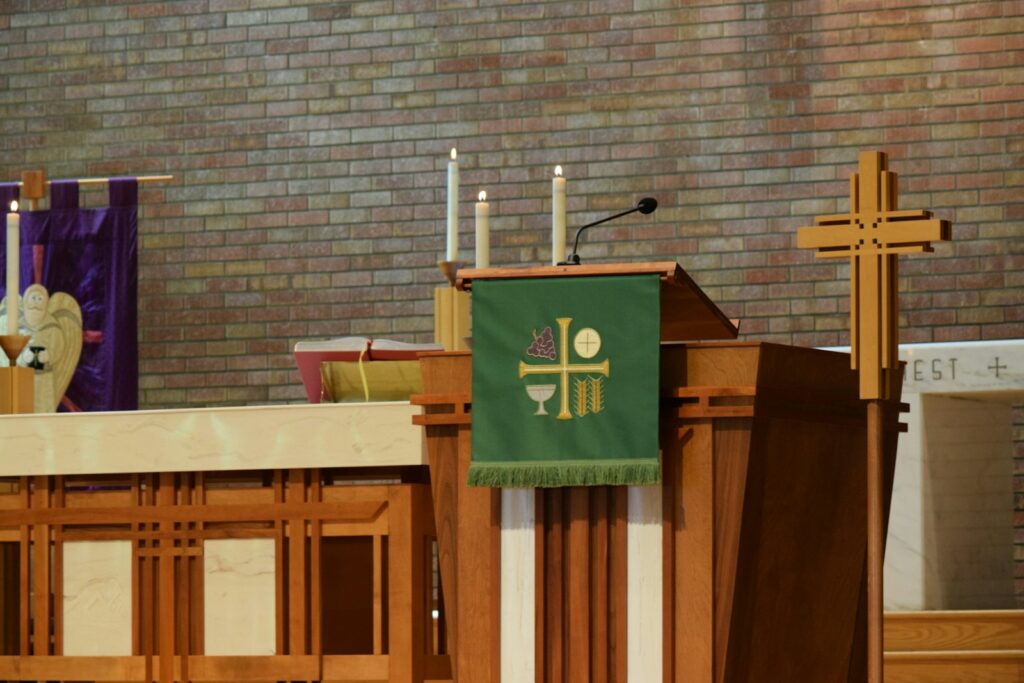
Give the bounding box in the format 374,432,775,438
455,261,738,342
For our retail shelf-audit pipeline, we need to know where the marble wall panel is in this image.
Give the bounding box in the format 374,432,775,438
203,538,276,655
62,540,132,656
883,340,1024,610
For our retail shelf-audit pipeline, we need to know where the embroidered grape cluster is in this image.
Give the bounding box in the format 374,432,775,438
526,326,556,360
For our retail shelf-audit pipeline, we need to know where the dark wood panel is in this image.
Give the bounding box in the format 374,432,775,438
589,487,608,683
566,487,590,683
455,261,738,342
0,543,17,655
712,418,753,683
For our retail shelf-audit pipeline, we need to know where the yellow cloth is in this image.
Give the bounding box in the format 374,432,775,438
320,359,423,403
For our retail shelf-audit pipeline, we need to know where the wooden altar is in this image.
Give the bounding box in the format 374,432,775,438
413,262,905,682
0,402,451,683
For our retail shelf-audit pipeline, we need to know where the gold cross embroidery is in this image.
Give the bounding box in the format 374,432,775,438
797,151,951,400
519,317,609,420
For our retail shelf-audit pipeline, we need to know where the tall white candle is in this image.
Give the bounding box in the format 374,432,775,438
475,190,490,268
446,147,459,262
6,200,19,335
552,165,566,264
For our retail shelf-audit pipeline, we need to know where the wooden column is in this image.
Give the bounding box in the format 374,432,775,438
157,472,176,683
388,484,427,682
414,351,500,683
30,476,51,656
286,469,308,657
676,422,714,682
565,487,590,683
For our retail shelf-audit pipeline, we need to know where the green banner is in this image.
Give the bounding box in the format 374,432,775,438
470,274,661,487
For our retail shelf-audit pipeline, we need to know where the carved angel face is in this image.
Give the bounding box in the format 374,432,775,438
23,284,49,328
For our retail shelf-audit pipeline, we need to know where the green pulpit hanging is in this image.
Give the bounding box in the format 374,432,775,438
470,274,660,487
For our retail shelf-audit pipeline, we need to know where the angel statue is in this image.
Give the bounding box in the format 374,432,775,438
0,284,83,412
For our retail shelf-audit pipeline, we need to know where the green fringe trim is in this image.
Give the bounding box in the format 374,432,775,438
467,459,661,488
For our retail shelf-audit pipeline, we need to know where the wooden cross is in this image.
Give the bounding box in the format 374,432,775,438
797,151,951,400
798,150,951,683
519,317,608,420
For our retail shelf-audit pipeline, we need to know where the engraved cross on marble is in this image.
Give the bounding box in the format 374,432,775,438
797,151,951,400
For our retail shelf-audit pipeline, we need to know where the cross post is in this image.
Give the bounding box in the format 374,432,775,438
519,317,609,420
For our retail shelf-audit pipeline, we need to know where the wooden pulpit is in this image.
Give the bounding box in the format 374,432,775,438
413,261,903,683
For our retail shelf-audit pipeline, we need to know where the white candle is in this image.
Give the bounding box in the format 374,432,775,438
446,147,459,262
552,165,566,264
6,200,19,336
475,190,490,268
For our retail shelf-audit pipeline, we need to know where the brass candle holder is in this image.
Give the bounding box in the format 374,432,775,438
437,259,462,287
0,334,30,366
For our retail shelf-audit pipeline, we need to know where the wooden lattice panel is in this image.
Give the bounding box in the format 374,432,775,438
0,468,451,683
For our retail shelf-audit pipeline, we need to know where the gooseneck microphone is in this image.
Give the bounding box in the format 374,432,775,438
558,197,658,266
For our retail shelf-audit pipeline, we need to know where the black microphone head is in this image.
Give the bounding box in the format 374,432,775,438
637,197,658,214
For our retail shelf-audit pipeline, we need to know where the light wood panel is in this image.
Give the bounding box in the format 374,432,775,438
883,610,1024,683
0,401,425,477
885,651,1024,683
885,610,1024,651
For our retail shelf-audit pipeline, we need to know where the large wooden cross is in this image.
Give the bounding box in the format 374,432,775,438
797,151,951,400
798,150,951,683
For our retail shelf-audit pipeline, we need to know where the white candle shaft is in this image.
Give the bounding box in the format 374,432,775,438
475,199,490,268
446,158,459,262
552,176,566,264
6,211,18,335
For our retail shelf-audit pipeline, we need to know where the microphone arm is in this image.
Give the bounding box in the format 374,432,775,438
559,197,658,266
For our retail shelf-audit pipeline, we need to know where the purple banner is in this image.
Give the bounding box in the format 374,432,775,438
0,179,138,411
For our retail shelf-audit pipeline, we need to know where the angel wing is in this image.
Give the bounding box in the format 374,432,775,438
44,292,84,411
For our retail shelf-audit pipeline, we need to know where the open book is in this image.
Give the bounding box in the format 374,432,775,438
293,337,443,403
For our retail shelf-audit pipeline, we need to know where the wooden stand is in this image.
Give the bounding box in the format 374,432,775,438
433,287,470,352
0,335,33,414
433,261,470,352
413,262,905,682
0,367,33,414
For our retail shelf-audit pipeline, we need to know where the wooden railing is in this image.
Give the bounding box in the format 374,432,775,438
885,610,1024,683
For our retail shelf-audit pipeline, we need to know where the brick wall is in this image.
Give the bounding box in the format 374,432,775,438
0,0,1021,407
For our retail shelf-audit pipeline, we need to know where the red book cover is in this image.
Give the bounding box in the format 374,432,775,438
293,337,369,403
